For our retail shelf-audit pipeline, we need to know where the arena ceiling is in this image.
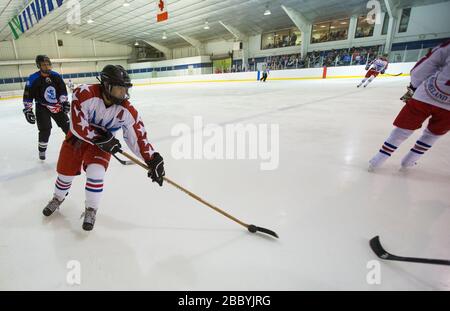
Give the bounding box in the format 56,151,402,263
0,0,448,47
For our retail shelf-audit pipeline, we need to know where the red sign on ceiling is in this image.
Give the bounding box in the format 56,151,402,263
157,0,168,22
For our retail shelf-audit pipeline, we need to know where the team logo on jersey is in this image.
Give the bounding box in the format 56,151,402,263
44,86,58,104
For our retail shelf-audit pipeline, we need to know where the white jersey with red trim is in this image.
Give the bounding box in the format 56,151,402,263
69,84,156,162
368,57,389,72
410,41,450,111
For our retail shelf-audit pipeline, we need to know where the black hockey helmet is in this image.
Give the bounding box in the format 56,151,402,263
36,55,52,73
98,65,133,105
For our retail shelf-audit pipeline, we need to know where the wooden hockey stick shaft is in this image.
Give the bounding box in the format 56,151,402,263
119,150,248,228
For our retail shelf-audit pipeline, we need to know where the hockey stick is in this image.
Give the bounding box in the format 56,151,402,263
112,153,134,165
118,150,279,238
384,72,403,76
370,236,450,266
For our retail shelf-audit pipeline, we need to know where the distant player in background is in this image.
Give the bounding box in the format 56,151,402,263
42,65,165,231
22,55,70,160
67,79,75,93
260,65,269,82
368,41,450,171
357,54,389,88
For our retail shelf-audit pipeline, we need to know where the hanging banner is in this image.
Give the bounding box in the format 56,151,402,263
8,16,23,40
157,0,168,22
9,0,65,39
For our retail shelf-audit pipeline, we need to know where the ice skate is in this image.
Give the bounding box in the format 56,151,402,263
39,151,46,160
42,196,64,216
81,207,97,231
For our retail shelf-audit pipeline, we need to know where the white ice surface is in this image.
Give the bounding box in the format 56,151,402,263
0,77,449,290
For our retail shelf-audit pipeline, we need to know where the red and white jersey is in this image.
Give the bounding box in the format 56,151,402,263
69,84,156,162
368,57,389,72
410,40,450,111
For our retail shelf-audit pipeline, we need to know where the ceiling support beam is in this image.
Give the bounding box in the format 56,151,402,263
219,21,247,41
383,0,400,54
219,21,249,70
281,5,311,58
142,40,173,59
12,38,24,89
175,32,204,55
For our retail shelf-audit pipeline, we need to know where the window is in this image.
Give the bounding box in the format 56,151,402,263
355,15,375,38
261,27,301,50
310,18,349,44
398,8,411,33
381,13,389,35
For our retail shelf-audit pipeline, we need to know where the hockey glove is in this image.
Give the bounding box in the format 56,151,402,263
62,101,70,114
93,131,121,154
23,107,36,124
381,70,385,74
365,65,370,71
146,152,165,186
400,84,416,103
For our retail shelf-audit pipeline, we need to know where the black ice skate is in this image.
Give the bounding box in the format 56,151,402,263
39,151,46,160
81,207,97,231
43,196,64,216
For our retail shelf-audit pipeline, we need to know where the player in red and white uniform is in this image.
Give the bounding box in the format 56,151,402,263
357,54,389,88
42,65,165,231
368,41,450,171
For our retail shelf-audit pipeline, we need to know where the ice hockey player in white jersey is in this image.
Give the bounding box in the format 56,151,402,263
42,65,166,231
357,54,389,88
67,79,75,93
368,40,450,171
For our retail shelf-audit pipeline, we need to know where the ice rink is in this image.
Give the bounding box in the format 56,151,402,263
0,77,449,290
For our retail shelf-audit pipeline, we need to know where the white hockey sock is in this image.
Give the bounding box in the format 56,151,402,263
54,174,75,200
401,128,443,168
359,78,367,85
369,127,414,169
364,75,375,86
38,141,48,152
85,164,105,210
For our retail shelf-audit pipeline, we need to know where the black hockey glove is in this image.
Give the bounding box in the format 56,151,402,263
62,101,70,114
381,70,385,74
23,108,36,124
365,65,370,71
93,131,121,154
400,84,416,103
146,152,165,186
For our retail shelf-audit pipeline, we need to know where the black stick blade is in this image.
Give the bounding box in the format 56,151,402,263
369,236,390,259
369,235,450,266
248,224,279,238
